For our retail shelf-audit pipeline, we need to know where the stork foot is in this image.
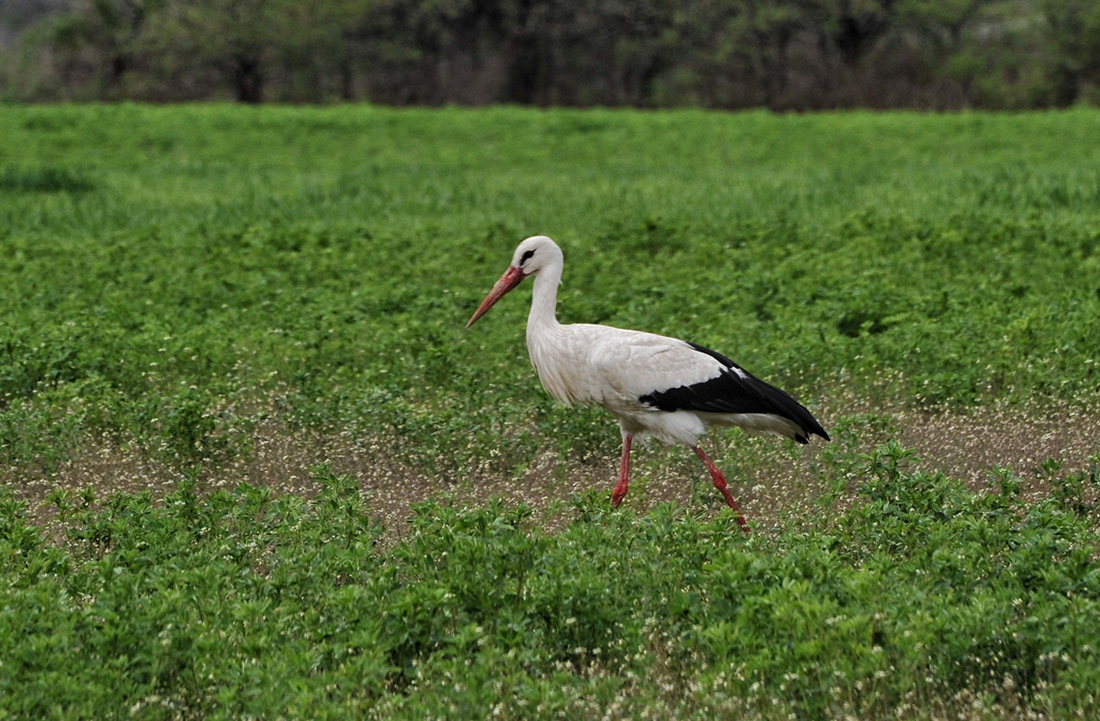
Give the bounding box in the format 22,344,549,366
692,445,750,534
611,483,628,508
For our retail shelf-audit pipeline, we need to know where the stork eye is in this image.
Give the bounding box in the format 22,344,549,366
519,249,535,266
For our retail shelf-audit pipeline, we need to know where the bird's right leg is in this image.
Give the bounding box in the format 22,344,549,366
611,432,633,507
692,445,750,534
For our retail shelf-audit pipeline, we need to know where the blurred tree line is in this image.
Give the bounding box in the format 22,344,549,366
1,0,1098,108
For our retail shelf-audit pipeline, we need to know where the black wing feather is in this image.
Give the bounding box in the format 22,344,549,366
639,342,829,443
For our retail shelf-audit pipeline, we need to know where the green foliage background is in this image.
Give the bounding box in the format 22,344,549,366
1,105,1099,717
2,105,1099,468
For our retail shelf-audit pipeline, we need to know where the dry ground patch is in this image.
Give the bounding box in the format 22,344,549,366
7,398,1099,539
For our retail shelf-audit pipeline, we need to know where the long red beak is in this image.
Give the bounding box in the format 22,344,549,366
466,265,526,328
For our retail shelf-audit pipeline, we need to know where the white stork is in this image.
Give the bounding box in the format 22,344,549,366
466,235,828,533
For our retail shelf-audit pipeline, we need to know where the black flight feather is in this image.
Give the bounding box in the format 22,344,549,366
638,342,830,444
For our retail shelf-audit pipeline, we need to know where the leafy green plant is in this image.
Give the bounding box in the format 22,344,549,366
2,105,1100,719
3,447,1098,718
2,105,1099,473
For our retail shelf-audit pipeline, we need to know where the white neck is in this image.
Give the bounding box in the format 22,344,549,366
524,259,574,404
526,261,563,334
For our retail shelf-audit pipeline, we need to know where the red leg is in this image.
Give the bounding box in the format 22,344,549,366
611,433,633,507
692,445,750,534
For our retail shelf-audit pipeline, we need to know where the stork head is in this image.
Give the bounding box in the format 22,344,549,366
466,235,561,328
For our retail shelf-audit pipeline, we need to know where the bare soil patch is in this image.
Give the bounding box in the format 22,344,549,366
6,398,1099,538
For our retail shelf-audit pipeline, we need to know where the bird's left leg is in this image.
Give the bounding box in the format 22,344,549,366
692,445,750,534
611,432,633,507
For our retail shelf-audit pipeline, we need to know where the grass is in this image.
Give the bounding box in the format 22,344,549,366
1,104,1099,718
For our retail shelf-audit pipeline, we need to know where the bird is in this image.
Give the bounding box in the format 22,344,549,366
465,235,829,533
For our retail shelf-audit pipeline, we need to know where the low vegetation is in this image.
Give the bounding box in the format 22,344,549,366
3,448,1098,719
1,105,1099,717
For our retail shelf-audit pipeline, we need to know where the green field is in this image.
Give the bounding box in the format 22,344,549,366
1,105,1099,718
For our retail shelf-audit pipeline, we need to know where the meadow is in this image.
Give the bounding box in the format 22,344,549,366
1,104,1099,718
